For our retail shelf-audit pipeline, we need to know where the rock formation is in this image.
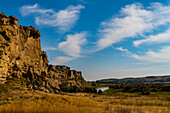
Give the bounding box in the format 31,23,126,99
0,13,86,93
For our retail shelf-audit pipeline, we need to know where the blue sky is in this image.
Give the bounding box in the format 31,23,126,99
1,0,170,80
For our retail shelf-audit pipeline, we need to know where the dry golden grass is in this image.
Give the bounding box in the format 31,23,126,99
0,90,169,113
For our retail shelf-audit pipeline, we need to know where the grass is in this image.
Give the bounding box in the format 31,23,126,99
0,81,169,113
0,89,169,113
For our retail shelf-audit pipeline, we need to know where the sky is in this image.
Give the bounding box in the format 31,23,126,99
1,0,170,80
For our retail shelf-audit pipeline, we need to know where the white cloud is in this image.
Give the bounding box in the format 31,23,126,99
58,32,87,57
96,3,170,50
134,29,170,47
20,4,85,33
115,47,130,53
43,47,57,51
51,56,75,64
52,32,87,64
132,46,170,63
149,3,170,26
97,3,153,50
19,4,54,16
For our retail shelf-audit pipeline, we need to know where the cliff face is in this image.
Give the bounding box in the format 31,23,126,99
0,13,86,93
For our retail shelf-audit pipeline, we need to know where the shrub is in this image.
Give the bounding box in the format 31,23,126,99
98,89,103,94
141,90,150,95
59,83,97,93
83,87,97,93
91,81,97,86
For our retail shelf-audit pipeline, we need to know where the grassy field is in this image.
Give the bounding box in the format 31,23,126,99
0,87,169,113
0,80,169,113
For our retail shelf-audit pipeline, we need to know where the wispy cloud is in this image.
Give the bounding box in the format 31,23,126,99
132,46,170,63
43,47,57,51
96,3,153,50
58,32,87,57
51,56,75,64
19,4,54,16
20,4,85,33
115,47,130,53
134,28,170,47
96,3,170,50
51,32,87,64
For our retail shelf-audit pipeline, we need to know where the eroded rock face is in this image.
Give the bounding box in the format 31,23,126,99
0,13,86,93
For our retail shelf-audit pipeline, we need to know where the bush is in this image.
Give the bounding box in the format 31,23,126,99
98,89,103,94
59,83,97,93
83,87,97,93
141,90,150,95
91,82,97,86
109,83,170,94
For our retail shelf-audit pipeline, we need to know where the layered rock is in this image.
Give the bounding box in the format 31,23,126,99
0,13,86,93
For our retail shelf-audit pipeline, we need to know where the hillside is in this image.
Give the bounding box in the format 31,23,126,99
96,75,170,83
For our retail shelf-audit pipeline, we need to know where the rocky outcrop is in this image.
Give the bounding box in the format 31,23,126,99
0,13,86,93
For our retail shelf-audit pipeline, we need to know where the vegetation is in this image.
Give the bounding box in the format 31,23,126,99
108,83,170,95
91,81,97,87
0,89,169,113
59,83,97,93
98,89,103,94
0,77,19,94
0,80,169,113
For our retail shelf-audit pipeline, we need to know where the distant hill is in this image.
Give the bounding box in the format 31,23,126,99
96,75,170,83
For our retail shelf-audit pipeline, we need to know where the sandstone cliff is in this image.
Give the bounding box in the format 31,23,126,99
0,13,86,93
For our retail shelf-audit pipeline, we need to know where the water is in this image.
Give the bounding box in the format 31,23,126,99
96,87,109,92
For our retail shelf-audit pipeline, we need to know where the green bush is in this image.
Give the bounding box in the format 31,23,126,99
91,82,97,86
98,89,103,94
141,90,150,95
59,83,97,93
